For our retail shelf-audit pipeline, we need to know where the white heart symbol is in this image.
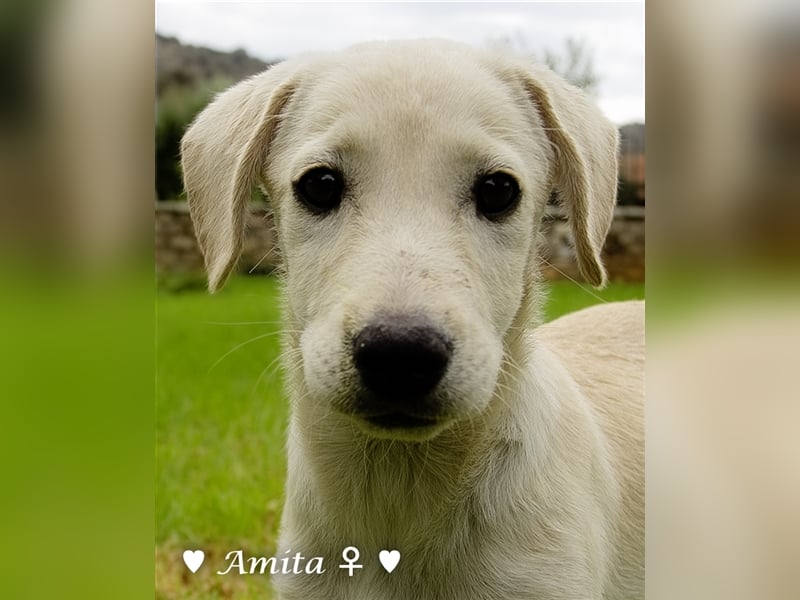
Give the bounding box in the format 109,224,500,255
183,550,205,573
379,549,401,573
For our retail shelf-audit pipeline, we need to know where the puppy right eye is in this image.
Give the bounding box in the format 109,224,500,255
294,168,344,213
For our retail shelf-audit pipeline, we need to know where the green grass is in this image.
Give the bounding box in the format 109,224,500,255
543,279,645,321
157,276,286,544
155,274,643,598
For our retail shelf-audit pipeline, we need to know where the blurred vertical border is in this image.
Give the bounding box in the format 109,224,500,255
648,0,800,598
0,0,154,598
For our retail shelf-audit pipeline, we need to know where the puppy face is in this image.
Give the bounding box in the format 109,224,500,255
182,40,618,442
262,45,552,440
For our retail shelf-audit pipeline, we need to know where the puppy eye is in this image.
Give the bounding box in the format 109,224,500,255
295,167,344,213
473,172,520,219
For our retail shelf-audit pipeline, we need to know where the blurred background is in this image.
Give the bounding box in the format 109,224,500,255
0,0,798,599
647,2,800,600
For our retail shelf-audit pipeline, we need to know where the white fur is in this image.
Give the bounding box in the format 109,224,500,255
182,40,644,599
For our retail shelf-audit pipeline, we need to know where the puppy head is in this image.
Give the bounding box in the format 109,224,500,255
182,40,618,441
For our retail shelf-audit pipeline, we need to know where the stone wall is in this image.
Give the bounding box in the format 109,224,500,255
156,202,644,283
156,201,278,278
540,205,645,282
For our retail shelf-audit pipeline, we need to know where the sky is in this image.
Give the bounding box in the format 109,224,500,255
156,1,644,125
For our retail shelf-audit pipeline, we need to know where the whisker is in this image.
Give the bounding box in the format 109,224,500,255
248,246,277,274
207,331,280,372
250,348,302,398
540,257,609,304
204,320,293,328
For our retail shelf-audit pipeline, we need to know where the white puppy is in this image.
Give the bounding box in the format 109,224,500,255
182,40,644,600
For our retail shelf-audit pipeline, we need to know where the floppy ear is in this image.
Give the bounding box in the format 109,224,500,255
181,63,298,292
516,65,619,287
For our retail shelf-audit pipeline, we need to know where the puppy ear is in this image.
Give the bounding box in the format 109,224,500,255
517,65,619,287
181,63,298,292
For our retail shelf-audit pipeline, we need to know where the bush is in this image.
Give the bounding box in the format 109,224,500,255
156,77,233,200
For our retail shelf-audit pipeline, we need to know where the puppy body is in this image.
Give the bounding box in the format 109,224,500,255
182,40,644,599
278,302,643,600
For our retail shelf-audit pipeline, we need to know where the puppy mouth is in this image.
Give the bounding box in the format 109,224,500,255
349,388,446,432
364,412,440,430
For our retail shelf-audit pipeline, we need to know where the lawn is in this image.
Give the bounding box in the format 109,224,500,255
156,275,643,598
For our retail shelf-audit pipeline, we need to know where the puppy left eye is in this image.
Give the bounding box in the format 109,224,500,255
473,172,520,219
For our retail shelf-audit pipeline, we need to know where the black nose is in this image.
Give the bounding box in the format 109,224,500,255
353,317,451,401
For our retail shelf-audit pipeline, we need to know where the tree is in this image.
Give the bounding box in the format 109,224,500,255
542,37,599,95
485,33,600,95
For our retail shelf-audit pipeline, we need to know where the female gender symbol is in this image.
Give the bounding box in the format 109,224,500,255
338,546,363,576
